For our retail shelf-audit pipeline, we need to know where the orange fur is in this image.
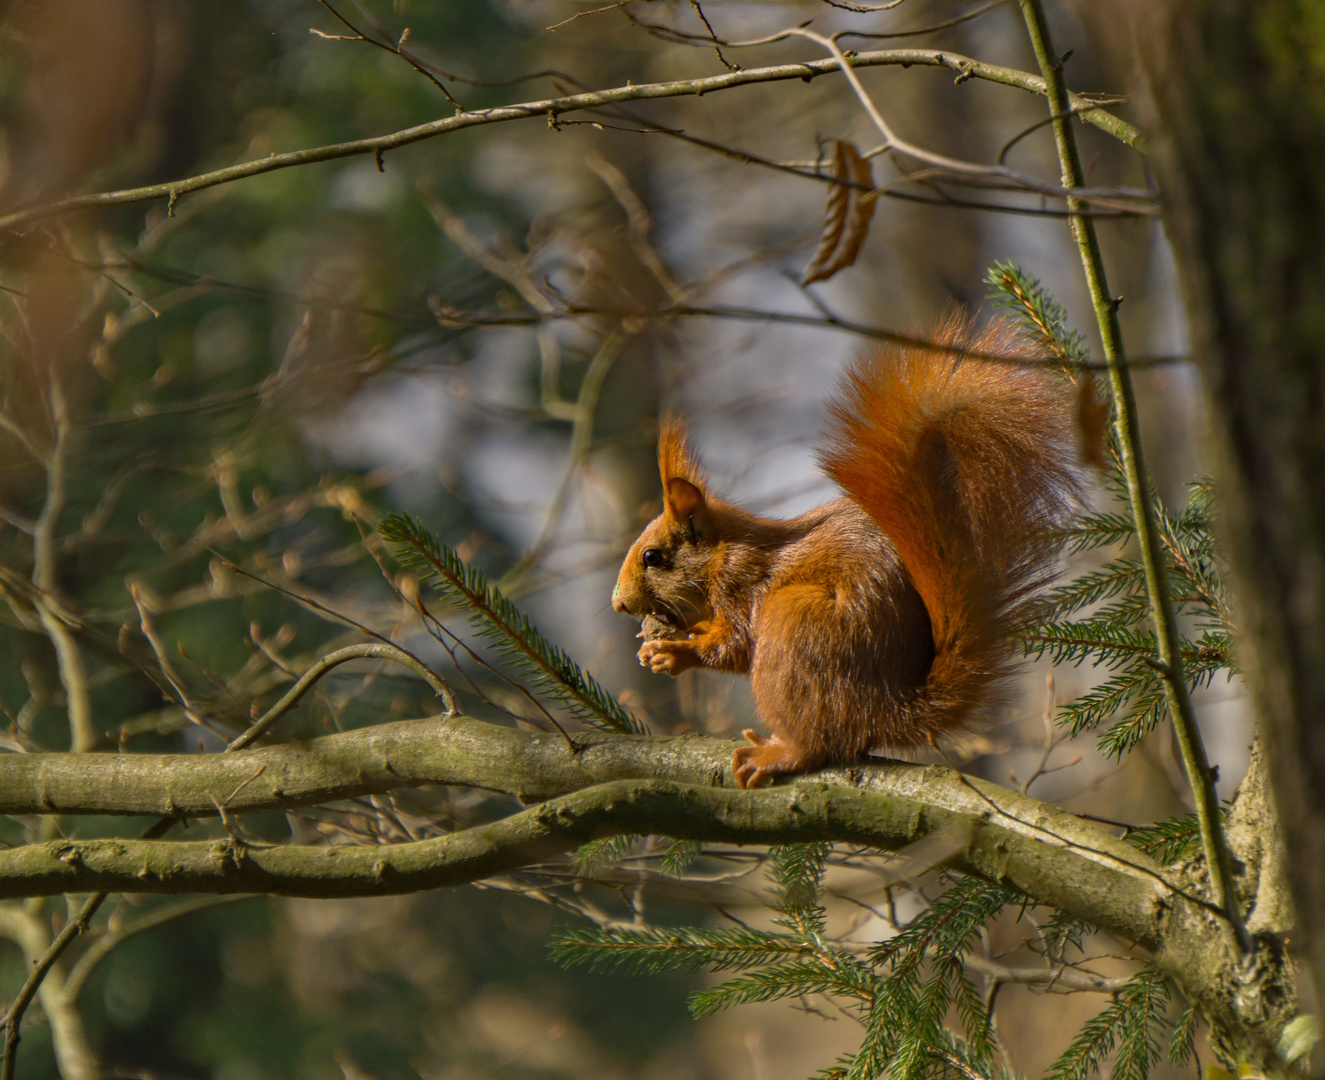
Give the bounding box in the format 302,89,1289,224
612,314,1081,787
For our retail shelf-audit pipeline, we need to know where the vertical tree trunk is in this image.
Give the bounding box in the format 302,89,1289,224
1127,0,1325,1023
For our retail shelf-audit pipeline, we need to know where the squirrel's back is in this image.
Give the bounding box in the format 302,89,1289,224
818,313,1081,738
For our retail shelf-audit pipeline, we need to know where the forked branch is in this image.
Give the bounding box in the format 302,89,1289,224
0,48,1141,234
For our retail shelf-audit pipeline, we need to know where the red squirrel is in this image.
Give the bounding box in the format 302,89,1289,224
611,313,1082,788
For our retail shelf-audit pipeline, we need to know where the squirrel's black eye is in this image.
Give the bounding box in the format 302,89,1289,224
641,548,664,568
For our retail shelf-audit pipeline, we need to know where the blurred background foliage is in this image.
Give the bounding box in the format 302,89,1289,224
0,1,1239,1077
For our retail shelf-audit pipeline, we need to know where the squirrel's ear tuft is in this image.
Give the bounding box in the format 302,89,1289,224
658,416,706,490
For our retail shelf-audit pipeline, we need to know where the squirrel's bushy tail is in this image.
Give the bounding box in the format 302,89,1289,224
819,313,1081,738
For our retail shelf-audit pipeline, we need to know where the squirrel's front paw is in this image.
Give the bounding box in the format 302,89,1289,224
636,639,699,676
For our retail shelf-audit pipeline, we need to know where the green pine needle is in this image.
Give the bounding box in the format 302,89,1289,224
574,834,642,874
769,842,831,913
689,958,873,1017
986,261,1090,369
1168,1000,1198,1066
1127,804,1229,866
1045,968,1170,1080
660,839,704,877
1043,911,1092,958
380,512,647,734
550,924,815,976
1096,692,1167,759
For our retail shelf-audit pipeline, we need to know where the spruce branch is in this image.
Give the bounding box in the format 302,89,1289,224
1168,1000,1199,1067
660,839,703,877
1045,968,1170,1080
551,923,814,976
380,512,646,734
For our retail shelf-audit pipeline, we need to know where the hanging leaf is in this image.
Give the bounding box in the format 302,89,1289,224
801,140,876,285
1077,373,1111,469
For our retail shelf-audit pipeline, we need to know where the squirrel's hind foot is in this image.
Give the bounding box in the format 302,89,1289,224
732,730,815,789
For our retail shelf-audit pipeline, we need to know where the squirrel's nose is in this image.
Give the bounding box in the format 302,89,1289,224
612,594,627,613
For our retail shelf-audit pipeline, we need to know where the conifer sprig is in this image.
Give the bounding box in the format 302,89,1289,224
660,839,703,877
550,923,816,976
988,263,1235,760
1126,804,1230,866
1045,968,1170,1080
552,850,1014,1079
574,834,643,874
1168,1000,1199,1066
986,261,1090,369
379,512,646,734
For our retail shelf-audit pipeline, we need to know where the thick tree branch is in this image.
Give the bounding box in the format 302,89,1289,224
0,49,1141,234
0,716,1149,869
0,778,1164,928
0,770,1281,1062
0,715,1292,1067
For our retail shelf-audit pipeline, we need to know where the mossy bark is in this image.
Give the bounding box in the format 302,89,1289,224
0,716,1300,1072
1123,3,1325,1060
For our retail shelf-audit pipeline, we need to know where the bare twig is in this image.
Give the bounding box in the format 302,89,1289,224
501,329,629,587
0,48,1143,233
33,382,96,754
1017,0,1249,956
62,897,255,1004
0,900,100,1080
782,27,1148,209
428,298,1187,371
228,642,456,750
312,1,463,110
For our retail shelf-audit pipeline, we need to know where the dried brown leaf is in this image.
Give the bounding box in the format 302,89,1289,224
1076,373,1111,468
801,141,876,286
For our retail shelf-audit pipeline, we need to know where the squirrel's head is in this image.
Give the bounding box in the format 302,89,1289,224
612,418,716,628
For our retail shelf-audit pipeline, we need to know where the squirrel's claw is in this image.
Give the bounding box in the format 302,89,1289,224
732,735,810,789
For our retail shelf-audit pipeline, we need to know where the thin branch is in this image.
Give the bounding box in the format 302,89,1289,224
0,48,1143,233
33,382,96,754
312,1,463,110
61,896,255,1003
840,0,1012,39
783,27,1145,209
961,953,1129,994
688,1,739,71
500,329,629,587
227,641,457,750
129,582,206,728
563,107,1151,218
0,894,104,1080
1017,0,1249,956
429,299,1188,370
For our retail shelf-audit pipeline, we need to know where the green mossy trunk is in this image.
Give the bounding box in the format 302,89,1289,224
1132,0,1325,1039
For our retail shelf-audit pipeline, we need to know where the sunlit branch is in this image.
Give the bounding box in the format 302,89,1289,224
0,48,1142,234
0,778,1163,943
